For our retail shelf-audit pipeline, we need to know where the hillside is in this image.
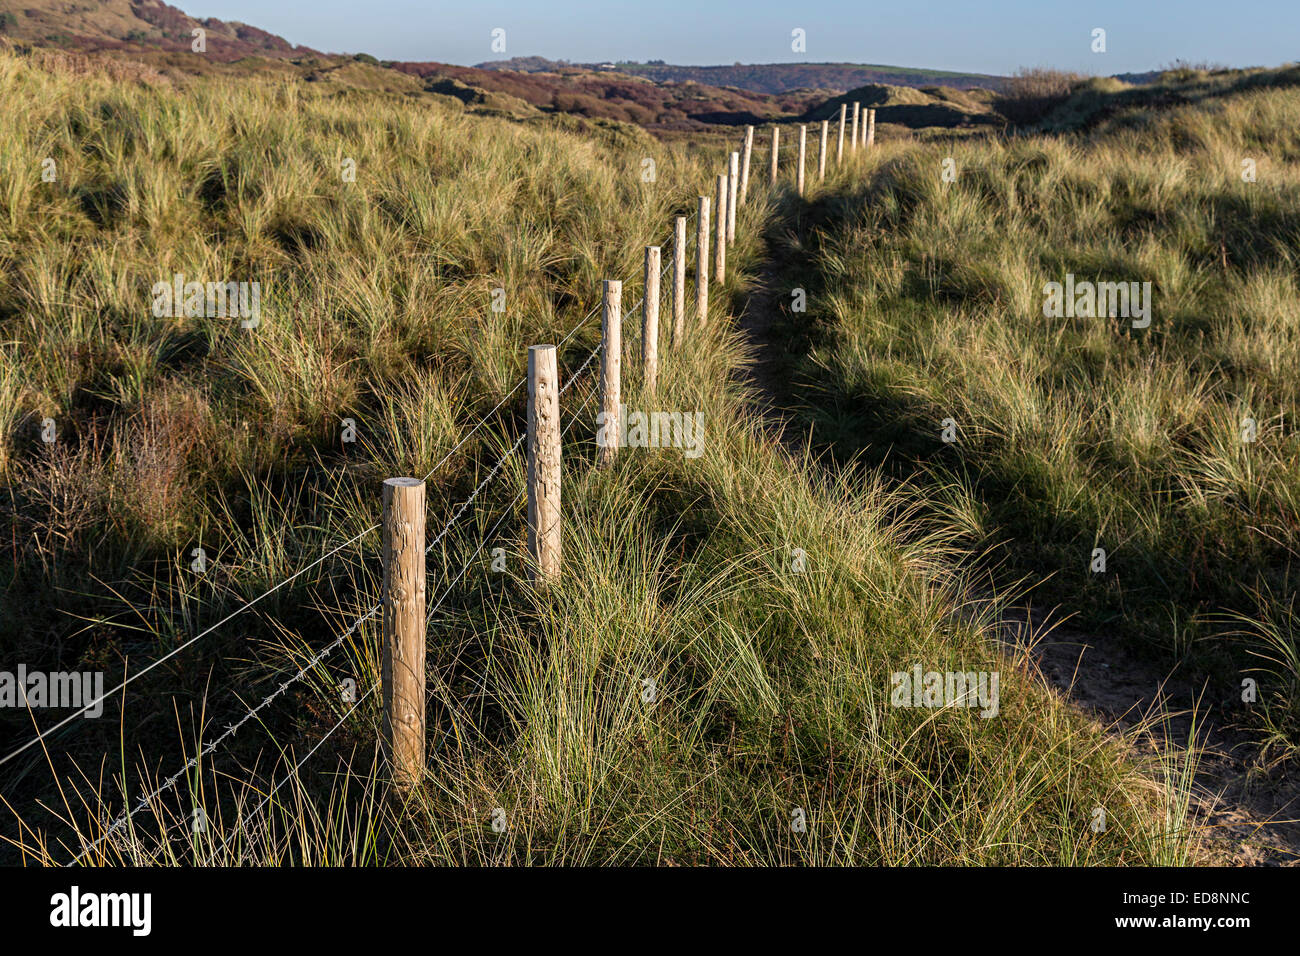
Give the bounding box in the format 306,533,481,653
0,0,308,59
389,60,829,130
478,58,1008,94
803,83,1002,129
0,1,1007,134
0,0,826,132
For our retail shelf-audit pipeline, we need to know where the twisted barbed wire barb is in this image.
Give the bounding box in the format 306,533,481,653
0,524,380,772
70,602,381,865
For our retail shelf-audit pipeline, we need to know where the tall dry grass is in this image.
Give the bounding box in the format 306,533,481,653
0,46,1200,866
766,68,1300,762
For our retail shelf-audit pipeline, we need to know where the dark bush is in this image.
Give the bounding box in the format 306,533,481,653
996,67,1085,125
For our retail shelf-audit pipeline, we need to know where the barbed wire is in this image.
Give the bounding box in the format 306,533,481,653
0,524,380,772
213,344,606,861
69,599,381,865
60,213,680,865
0,230,683,779
209,681,380,863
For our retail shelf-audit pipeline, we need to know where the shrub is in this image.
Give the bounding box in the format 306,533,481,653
997,67,1086,125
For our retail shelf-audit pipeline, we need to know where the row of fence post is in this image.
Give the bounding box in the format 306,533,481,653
379,108,877,784
783,104,877,195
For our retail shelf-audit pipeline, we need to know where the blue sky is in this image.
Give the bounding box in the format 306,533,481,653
184,1,1296,75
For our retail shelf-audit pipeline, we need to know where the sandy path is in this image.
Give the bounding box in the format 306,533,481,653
734,258,1300,866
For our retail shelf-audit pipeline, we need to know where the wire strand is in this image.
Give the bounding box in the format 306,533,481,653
52,211,690,864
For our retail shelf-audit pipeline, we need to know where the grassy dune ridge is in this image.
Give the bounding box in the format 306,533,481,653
1,48,1196,864
765,67,1300,764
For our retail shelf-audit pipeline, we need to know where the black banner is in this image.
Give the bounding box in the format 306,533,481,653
0,865,1284,943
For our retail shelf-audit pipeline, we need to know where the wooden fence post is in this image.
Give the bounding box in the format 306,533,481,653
769,126,779,187
818,120,828,181
598,280,621,468
837,103,846,163
866,108,876,149
727,151,738,245
526,345,561,579
740,125,754,204
851,102,860,152
381,476,426,787
714,173,727,284
673,215,686,345
643,246,660,394
696,195,709,326
797,125,806,196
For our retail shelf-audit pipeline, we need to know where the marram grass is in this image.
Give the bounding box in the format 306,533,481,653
0,48,1204,865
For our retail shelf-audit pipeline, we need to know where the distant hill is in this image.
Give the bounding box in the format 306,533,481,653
0,0,310,60
802,83,1003,129
1112,70,1163,85
476,55,578,73
389,60,829,130
2,0,1113,136
0,1,829,130
476,58,1008,94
